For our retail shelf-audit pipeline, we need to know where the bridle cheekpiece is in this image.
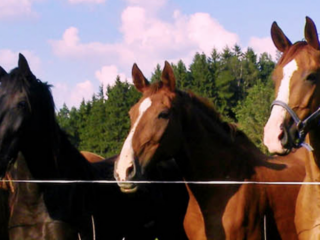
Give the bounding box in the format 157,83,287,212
271,100,320,151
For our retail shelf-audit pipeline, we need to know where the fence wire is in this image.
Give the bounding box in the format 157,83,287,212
1,179,320,185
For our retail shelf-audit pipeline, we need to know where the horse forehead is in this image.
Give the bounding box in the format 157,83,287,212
296,47,320,68
129,97,152,122
139,97,152,112
273,59,297,84
275,49,318,83
131,96,150,109
149,91,174,107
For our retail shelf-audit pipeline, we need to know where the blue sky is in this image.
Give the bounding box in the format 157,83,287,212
0,0,319,109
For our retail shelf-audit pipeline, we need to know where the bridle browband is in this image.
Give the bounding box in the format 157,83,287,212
271,100,320,151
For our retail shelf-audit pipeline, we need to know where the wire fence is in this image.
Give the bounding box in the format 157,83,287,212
1,179,320,185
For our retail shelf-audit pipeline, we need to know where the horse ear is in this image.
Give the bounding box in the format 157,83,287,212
271,21,292,52
0,66,7,78
305,16,320,50
161,61,175,92
18,53,32,76
132,63,149,93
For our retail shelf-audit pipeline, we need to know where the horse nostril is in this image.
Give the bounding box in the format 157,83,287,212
278,127,284,140
126,164,136,179
279,124,288,144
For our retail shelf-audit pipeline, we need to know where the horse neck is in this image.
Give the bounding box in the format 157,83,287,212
20,124,94,180
305,129,320,181
175,106,263,182
173,106,266,239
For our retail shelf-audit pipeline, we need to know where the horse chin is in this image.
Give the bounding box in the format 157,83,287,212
276,148,291,156
117,182,138,194
120,185,138,193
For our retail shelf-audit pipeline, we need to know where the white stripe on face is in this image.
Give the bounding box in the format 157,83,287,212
116,97,152,181
264,60,298,153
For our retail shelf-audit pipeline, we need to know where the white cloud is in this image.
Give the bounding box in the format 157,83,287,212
70,80,94,106
68,0,106,4
0,49,41,75
0,0,38,19
248,36,277,60
49,6,240,79
53,80,94,109
49,27,126,60
53,64,130,109
52,82,69,109
95,65,128,97
48,3,278,109
125,0,167,10
95,65,127,87
187,12,239,54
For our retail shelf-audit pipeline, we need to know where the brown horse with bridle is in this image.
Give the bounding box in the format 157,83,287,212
114,61,306,239
264,16,320,239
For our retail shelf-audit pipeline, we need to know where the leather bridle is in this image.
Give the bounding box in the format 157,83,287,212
271,100,320,151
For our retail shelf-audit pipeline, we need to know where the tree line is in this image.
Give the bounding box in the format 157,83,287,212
56,45,276,157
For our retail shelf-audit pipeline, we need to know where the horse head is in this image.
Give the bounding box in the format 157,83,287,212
264,17,320,155
114,61,183,193
0,54,56,178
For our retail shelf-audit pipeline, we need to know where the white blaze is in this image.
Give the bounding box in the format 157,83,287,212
116,98,152,181
264,60,298,153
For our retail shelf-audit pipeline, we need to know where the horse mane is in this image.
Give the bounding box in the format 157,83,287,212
5,67,56,114
176,90,268,163
178,90,238,142
26,75,60,158
278,41,308,65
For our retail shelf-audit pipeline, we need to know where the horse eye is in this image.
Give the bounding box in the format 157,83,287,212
17,101,27,109
307,73,318,82
158,110,170,119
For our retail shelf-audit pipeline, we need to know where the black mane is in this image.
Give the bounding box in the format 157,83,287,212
176,89,270,166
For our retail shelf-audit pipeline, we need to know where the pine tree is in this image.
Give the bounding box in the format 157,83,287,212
172,60,192,90
79,85,109,155
150,64,162,83
214,46,238,119
189,52,215,100
56,103,80,147
258,53,275,83
234,80,274,153
78,98,93,152
56,103,70,130
104,77,141,157
241,48,259,98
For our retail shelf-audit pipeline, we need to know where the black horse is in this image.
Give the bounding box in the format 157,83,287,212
0,54,188,239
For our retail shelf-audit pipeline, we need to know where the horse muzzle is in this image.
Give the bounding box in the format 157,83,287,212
114,165,139,193
279,123,299,155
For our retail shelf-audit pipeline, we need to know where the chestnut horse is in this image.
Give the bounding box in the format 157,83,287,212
0,54,189,239
114,62,306,239
264,17,320,239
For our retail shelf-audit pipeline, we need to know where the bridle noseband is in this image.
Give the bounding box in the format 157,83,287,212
271,100,320,151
